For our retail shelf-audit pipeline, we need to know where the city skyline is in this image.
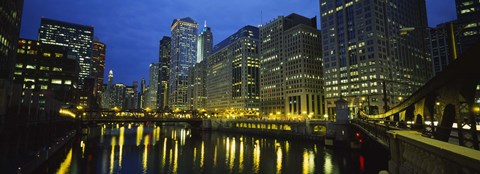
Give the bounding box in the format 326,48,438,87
20,0,457,85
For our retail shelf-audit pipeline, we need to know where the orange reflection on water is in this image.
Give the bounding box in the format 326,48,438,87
109,136,116,174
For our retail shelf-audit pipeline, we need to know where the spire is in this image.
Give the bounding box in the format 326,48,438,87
204,20,207,28
109,70,113,78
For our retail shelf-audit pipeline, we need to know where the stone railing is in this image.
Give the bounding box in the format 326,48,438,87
388,131,480,174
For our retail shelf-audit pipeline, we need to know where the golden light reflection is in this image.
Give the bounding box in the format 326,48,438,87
302,149,315,174
154,126,161,145
213,145,217,166
324,152,333,174
276,145,282,174
142,135,150,173
229,137,236,172
239,138,244,173
200,141,205,169
80,140,85,158
136,124,144,146
110,136,116,174
55,148,72,174
101,125,105,143
253,139,260,173
173,140,178,173
116,127,123,169
162,138,167,168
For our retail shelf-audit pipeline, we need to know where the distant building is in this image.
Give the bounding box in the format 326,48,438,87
14,39,79,111
92,39,106,95
38,18,94,90
206,26,260,117
320,0,432,115
197,21,213,63
0,0,24,124
187,61,207,111
146,63,159,109
101,70,137,110
169,17,198,110
260,14,324,119
158,36,171,110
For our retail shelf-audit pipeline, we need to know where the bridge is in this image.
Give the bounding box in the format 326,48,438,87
352,43,480,174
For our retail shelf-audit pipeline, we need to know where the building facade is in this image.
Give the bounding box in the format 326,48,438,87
187,61,207,111
455,0,480,53
260,14,324,119
206,26,260,117
146,63,159,109
0,0,24,124
320,0,432,115
429,21,459,75
169,17,198,110
92,39,106,95
197,21,213,63
158,36,171,110
38,18,94,90
14,39,79,110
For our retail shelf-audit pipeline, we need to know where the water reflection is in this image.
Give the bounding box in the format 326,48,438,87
45,123,387,173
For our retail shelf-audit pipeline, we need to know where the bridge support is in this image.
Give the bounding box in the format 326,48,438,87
325,98,360,148
388,130,480,174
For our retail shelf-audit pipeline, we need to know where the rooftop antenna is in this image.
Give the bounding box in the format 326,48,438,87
204,20,207,28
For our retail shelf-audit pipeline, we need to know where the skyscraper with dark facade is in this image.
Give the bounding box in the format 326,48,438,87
455,0,480,54
320,0,432,115
14,39,79,110
206,25,260,117
429,21,459,75
260,14,324,119
158,36,171,110
38,18,94,90
92,39,106,95
169,17,198,110
197,21,213,63
0,0,24,123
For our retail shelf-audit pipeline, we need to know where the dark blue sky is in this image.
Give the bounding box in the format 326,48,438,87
20,0,457,85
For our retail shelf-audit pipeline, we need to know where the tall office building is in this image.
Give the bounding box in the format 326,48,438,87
206,26,260,117
146,63,159,109
0,0,24,123
14,39,79,109
38,18,94,90
429,21,459,75
320,0,432,115
260,14,324,119
139,78,147,109
455,0,480,53
158,36,171,110
197,21,213,63
169,17,198,110
92,39,106,95
187,61,207,110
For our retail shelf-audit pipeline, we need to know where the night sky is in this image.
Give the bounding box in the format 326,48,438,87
20,0,457,85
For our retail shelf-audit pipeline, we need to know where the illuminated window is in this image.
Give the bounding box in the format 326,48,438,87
26,65,36,69
51,79,62,84
53,67,62,71
55,53,63,58
64,80,72,85
40,66,50,71
40,85,48,90
43,53,51,57
15,64,23,68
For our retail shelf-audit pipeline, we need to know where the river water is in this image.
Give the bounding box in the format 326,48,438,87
40,123,388,173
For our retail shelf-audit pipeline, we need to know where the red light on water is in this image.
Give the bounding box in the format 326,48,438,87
359,155,365,172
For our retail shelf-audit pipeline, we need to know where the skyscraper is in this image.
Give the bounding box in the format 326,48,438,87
455,0,480,54
14,39,79,110
260,14,324,118
92,39,106,95
146,63,159,109
38,18,94,90
158,36,171,110
169,17,198,110
320,0,432,115
206,26,260,117
197,21,213,63
0,0,24,124
429,21,458,75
